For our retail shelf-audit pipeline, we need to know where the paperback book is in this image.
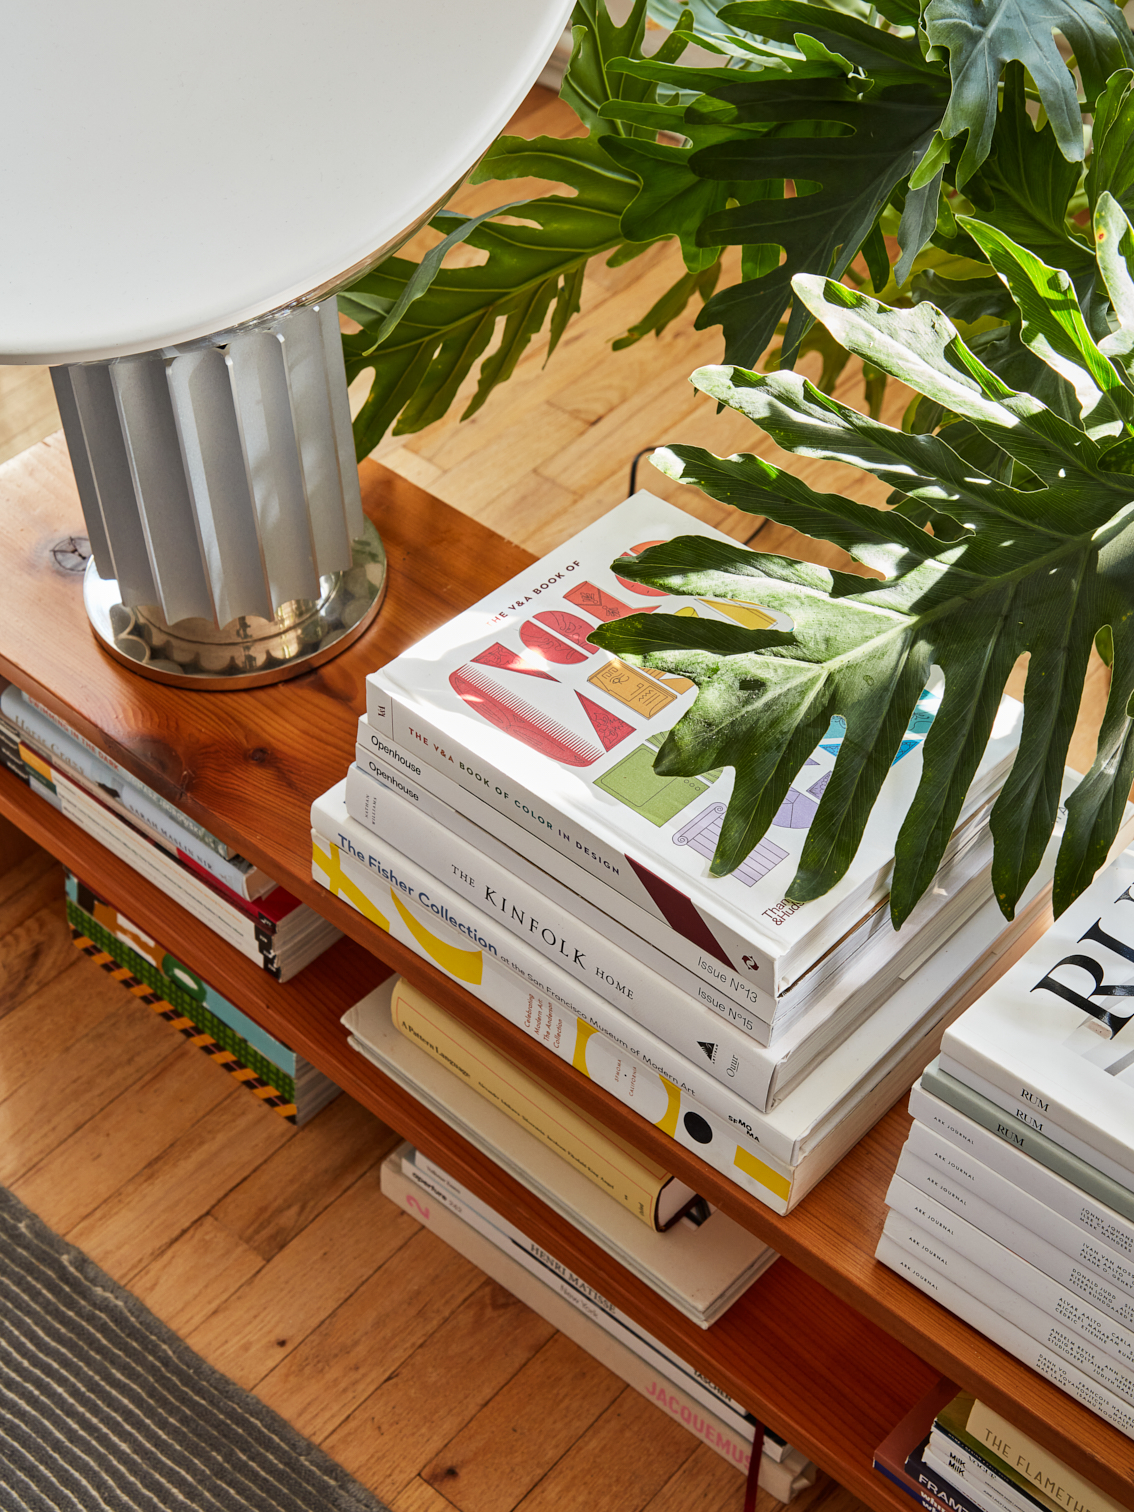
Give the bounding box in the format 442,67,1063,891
378,1147,816,1497
2,684,272,897
345,976,774,1325
391,975,701,1231
363,492,1023,1001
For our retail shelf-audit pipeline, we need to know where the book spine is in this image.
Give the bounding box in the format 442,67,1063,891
13,687,234,855
923,1440,1027,1512
906,1439,997,1512
67,902,305,1122
887,1165,1134,1335
311,818,799,1191
391,977,680,1230
50,767,266,962
910,1073,1134,1238
352,734,777,1027
881,1210,1134,1407
937,1054,1134,1196
963,1398,1124,1512
378,1155,797,1485
927,1423,1057,1512
397,1154,759,1435
875,1230,1134,1442
873,1458,960,1512
900,1117,1134,1303
363,674,795,987
341,767,787,1105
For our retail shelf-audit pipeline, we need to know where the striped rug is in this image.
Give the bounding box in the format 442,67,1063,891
0,1188,391,1512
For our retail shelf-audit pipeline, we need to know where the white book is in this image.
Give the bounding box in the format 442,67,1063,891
887,1164,1134,1332
907,1078,1134,1267
345,752,997,1091
354,722,995,1036
378,1149,816,1498
317,780,1049,1189
880,1209,1134,1406
399,1151,765,1429
348,977,773,1321
874,1229,1134,1441
2,685,271,897
364,491,1022,999
941,834,1134,1187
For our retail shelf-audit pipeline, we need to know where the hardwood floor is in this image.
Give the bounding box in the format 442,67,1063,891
0,816,868,1512
0,82,954,1512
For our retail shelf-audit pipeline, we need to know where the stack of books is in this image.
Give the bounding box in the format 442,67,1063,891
66,873,341,1124
0,681,341,981
877,838,1134,1440
874,1378,1120,1512
352,976,813,1498
381,1142,817,1500
310,492,1055,1213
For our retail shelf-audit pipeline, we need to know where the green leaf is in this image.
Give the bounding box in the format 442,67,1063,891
561,0,651,135
594,227,1134,926
1086,69,1134,222
922,0,1134,184
688,80,947,364
612,259,722,349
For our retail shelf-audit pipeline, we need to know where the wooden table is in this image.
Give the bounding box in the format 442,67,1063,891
3,433,1132,1509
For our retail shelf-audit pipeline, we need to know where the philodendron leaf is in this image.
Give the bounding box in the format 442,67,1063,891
922,0,1134,184
591,216,1134,927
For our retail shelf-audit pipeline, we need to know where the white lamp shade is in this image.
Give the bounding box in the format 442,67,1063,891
0,0,574,362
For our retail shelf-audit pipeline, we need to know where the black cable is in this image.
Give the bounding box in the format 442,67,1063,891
628,446,661,496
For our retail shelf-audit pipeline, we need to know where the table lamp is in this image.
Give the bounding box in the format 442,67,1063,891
1,0,572,687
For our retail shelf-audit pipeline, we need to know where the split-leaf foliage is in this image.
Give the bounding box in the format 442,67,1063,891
340,0,1134,456
341,0,1134,924
592,195,1134,925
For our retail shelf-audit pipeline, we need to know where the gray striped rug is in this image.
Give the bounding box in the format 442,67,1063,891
0,1188,392,1512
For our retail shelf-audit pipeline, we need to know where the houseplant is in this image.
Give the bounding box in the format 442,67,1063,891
341,0,1134,926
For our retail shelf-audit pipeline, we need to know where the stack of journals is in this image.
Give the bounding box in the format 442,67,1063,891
380,1142,817,1501
67,873,341,1124
874,1378,1120,1512
877,838,1134,1440
0,681,340,981
310,492,1056,1212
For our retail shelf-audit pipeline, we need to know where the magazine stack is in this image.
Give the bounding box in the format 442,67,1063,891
309,491,1060,1214
877,838,1134,1441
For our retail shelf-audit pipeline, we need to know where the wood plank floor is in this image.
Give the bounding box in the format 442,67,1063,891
0,817,869,1512
0,81,1006,1512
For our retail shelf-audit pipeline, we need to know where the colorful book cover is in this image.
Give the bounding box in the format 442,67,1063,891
364,492,1022,995
65,873,297,1076
68,897,300,1121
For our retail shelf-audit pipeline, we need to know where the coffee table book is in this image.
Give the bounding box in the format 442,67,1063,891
363,492,1021,1013
3,439,1133,1507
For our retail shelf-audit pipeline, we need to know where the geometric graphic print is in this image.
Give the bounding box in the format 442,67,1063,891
68,913,298,1122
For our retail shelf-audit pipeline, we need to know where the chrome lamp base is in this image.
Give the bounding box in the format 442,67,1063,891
83,519,387,689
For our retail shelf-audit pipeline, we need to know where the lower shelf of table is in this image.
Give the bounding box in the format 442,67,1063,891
6,758,1134,1510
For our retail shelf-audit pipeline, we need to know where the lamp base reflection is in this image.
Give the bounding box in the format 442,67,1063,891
83,519,387,689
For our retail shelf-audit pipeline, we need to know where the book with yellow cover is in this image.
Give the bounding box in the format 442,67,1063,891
389,976,697,1230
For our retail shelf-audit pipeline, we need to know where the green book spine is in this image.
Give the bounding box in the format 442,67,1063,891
67,897,297,1104
921,1062,1134,1224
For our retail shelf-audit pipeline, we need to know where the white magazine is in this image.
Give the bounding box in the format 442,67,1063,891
942,835,1134,1186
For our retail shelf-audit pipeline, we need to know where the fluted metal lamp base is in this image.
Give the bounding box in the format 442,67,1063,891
82,518,387,690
